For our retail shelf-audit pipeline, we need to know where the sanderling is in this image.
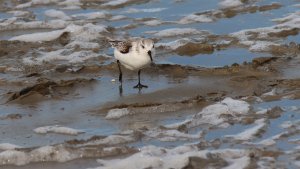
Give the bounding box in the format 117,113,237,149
109,38,155,89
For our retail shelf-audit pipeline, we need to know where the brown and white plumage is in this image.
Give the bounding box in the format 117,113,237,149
109,40,132,54
109,38,155,88
109,38,154,70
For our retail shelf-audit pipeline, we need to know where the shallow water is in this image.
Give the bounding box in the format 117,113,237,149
165,47,264,67
0,0,300,168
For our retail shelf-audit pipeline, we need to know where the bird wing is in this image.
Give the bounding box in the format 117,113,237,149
109,40,132,54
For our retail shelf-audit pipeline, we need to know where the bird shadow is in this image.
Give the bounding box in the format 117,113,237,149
119,84,123,97
118,84,146,96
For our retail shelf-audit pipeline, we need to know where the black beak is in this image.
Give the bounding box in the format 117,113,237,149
148,51,153,62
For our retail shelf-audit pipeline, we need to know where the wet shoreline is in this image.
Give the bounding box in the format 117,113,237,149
1,0,300,168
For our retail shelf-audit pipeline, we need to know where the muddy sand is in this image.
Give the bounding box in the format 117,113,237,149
0,0,300,168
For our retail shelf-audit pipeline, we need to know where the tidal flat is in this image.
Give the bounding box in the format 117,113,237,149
0,0,300,168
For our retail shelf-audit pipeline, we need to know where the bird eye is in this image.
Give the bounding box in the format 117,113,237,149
141,45,145,49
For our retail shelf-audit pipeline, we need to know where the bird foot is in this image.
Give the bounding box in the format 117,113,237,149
150,62,155,67
133,83,148,89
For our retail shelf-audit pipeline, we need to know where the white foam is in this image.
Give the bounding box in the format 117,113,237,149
289,106,299,111
96,135,135,145
246,131,288,146
65,41,100,50
7,11,31,17
156,38,192,50
256,109,268,115
16,0,61,9
294,4,300,8
256,138,276,146
0,150,28,166
187,97,250,128
105,103,185,120
93,145,250,169
16,0,82,9
85,134,136,146
145,129,202,142
225,119,266,141
102,0,130,7
221,97,250,114
179,14,214,24
60,5,81,10
280,121,293,129
16,2,32,8
105,108,130,120
152,28,207,37
271,12,300,23
34,125,84,135
219,0,243,8
0,19,68,31
231,28,278,52
295,161,300,167
288,137,300,144
58,0,82,7
249,41,278,52
231,11,300,52
257,157,276,169
143,20,163,26
0,145,76,166
10,30,65,42
0,143,22,151
223,156,250,169
280,120,300,129
28,49,99,64
65,23,107,41
72,12,108,19
125,8,167,13
109,15,127,21
11,23,107,64
45,9,71,20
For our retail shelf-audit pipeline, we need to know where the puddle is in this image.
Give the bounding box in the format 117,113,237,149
280,57,300,79
0,12,13,20
165,47,264,67
1,0,300,168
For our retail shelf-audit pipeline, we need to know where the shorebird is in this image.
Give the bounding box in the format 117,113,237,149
109,38,155,89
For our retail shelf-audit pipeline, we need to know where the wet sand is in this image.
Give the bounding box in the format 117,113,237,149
0,0,300,168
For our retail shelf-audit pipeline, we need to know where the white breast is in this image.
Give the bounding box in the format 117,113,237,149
114,50,151,70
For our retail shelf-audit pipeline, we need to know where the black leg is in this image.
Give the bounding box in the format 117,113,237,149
117,60,122,83
134,70,148,89
119,84,123,96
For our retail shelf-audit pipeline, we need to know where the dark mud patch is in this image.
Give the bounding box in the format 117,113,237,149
183,156,228,169
7,78,95,103
27,60,275,81
1,144,137,166
66,135,106,145
229,75,274,97
55,31,71,46
97,95,207,118
265,106,283,119
263,78,300,100
65,131,144,151
221,3,282,18
252,56,278,68
269,43,300,56
268,28,299,38
109,95,205,109
174,42,214,56
0,113,22,120
100,0,151,9
0,40,41,57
